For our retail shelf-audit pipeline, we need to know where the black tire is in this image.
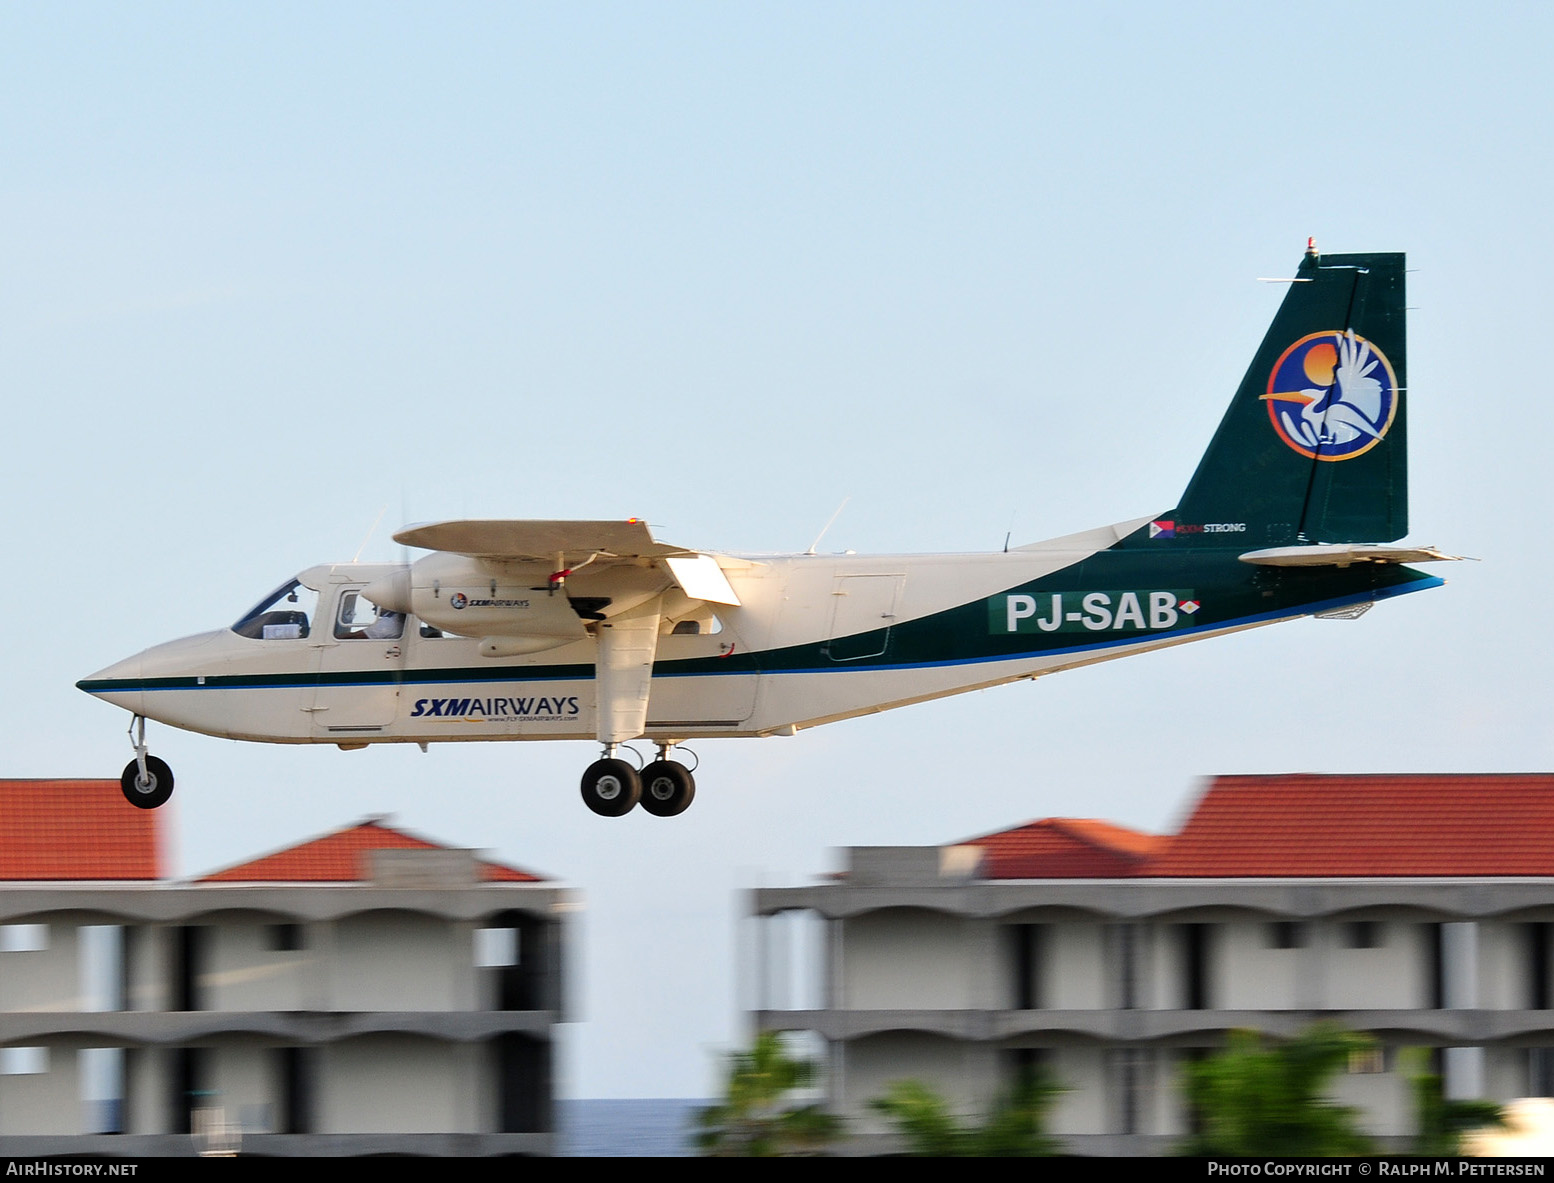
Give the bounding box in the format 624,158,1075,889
638,760,696,818
580,758,641,817
121,756,174,809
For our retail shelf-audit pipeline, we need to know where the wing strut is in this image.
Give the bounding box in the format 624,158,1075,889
595,612,660,745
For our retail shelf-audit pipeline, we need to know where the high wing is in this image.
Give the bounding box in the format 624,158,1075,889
391,519,742,605
373,519,745,746
394,518,685,561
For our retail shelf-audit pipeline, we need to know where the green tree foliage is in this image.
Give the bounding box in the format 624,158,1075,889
1180,1025,1375,1156
697,1032,841,1156
872,1076,1063,1156
1402,1048,1504,1156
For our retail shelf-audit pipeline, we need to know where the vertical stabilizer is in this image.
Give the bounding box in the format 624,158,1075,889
1144,248,1407,547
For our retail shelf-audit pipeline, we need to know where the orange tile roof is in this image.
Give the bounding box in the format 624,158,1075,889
964,775,1554,880
1148,773,1554,878
960,817,1165,879
197,818,543,883
0,780,161,880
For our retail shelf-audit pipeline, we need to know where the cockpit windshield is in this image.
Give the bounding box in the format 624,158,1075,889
232,579,320,640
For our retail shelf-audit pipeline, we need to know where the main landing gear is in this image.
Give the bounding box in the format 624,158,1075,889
120,716,175,810
580,744,697,818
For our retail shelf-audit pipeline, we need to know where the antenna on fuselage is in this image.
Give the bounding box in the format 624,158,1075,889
806,497,850,555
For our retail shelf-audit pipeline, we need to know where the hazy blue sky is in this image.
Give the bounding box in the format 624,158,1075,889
5,2,1552,1097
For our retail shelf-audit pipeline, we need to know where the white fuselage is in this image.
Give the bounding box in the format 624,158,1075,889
82,519,1282,748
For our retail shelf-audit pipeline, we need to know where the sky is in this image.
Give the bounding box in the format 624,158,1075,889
4,1,1554,1099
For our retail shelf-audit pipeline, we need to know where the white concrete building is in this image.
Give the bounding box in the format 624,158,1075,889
0,780,570,1156
752,774,1554,1154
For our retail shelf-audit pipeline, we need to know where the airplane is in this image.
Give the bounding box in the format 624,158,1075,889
79,242,1458,818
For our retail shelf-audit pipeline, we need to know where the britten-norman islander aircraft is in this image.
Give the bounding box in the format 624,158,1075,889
80,243,1457,818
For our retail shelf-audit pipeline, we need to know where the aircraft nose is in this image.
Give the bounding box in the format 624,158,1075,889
77,651,146,714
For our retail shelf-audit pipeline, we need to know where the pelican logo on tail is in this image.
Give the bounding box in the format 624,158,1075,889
1263,329,1399,461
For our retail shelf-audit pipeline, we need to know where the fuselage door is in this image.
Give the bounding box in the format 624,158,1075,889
824,574,906,662
309,586,408,736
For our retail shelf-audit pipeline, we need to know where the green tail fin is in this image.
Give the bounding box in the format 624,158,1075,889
1140,247,1407,548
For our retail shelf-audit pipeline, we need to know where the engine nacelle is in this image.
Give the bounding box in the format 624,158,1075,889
362,553,588,644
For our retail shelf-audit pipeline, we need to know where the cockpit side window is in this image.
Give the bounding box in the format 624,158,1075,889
232,580,319,640
334,590,404,640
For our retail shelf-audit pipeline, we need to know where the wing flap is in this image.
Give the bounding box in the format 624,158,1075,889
664,554,741,606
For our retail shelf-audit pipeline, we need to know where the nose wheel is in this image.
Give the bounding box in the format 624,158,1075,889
121,756,174,809
120,717,174,809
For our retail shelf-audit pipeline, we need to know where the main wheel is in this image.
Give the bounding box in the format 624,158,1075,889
580,758,641,817
639,760,696,818
120,756,174,809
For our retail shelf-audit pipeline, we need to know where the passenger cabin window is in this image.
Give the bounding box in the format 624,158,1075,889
668,614,724,636
334,591,403,640
232,580,319,640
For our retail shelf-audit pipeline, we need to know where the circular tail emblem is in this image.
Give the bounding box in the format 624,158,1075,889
1263,329,1398,461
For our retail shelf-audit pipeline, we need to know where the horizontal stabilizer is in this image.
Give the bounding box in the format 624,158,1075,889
394,519,689,561
1239,543,1464,568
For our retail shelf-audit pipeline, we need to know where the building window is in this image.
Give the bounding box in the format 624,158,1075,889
1267,922,1307,949
1530,924,1552,1010
175,926,206,1012
1345,922,1382,949
1,1047,49,1075
277,1046,314,1134
79,925,125,1012
1003,1047,1047,1091
0,923,48,952
1427,923,1446,1008
267,923,305,952
80,1047,125,1134
1112,924,1139,1010
1182,924,1212,1010
476,927,520,968
1530,1048,1554,1097
1008,924,1041,1010
1347,1047,1386,1074
1109,1048,1152,1134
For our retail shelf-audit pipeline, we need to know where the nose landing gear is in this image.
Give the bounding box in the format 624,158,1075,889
120,716,174,809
